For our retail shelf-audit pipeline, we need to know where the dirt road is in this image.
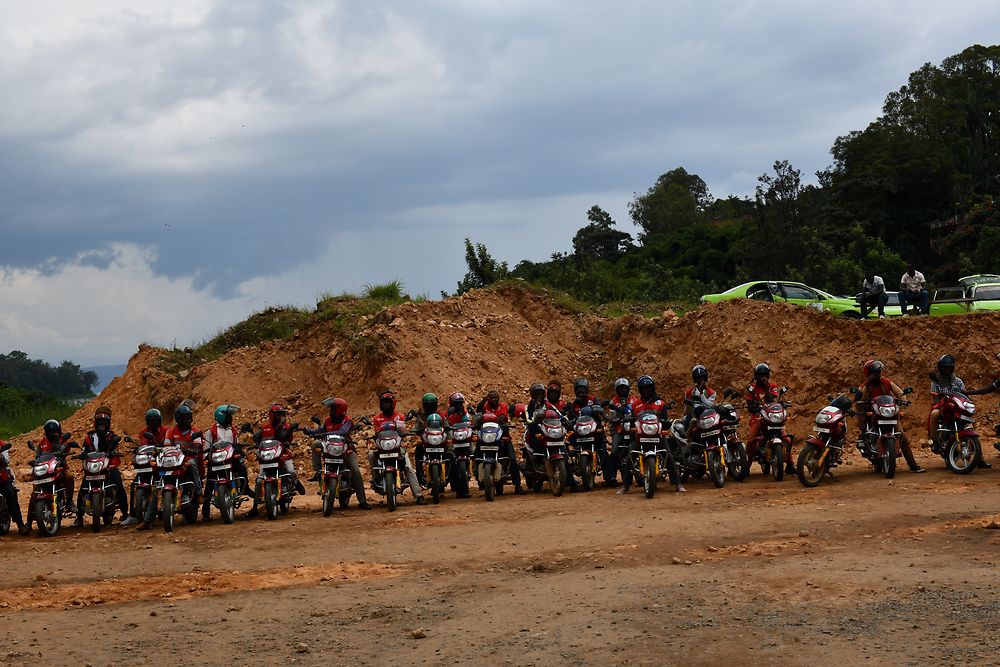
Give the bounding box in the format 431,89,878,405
3,454,1000,666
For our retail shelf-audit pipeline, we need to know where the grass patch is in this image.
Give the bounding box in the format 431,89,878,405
362,280,407,303
0,385,77,439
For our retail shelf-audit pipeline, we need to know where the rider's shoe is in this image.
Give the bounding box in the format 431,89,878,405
247,507,260,518
616,485,628,496
295,480,307,495
121,516,139,527
358,502,373,510
977,460,992,469
415,496,428,505
675,484,687,493
513,486,527,495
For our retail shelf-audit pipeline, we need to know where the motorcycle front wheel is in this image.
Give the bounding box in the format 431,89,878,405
0,500,9,535
708,449,725,489
881,438,897,479
728,442,750,481
644,455,657,499
796,443,826,488
945,436,980,475
770,443,784,482
581,455,594,492
161,490,175,533
430,464,442,505
385,470,397,512
264,482,279,520
218,485,235,524
482,463,495,502
90,491,102,533
550,460,567,497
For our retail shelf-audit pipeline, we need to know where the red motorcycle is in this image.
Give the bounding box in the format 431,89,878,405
520,409,570,496
26,435,76,537
78,440,123,532
796,394,855,487
929,387,981,475
155,442,200,532
853,387,912,479
746,388,793,481
126,435,158,527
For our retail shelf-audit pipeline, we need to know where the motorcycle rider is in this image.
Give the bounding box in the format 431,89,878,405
201,404,253,519
369,390,427,505
744,363,795,475
248,403,307,517
546,380,568,412
474,389,527,495
683,365,718,438
160,403,206,519
624,374,683,493
566,378,611,487
855,360,925,473
524,382,578,492
35,419,78,515
73,407,129,527
446,392,470,426
303,397,372,510
928,355,1000,466
410,392,445,487
609,378,640,493
0,437,30,535
123,409,168,527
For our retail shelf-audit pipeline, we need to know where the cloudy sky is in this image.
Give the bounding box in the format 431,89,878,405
1,1,997,364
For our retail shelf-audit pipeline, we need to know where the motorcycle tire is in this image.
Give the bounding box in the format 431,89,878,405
161,490,175,533
945,437,980,475
644,455,657,499
219,486,235,524
0,501,8,536
90,491,102,533
708,449,725,489
581,457,594,492
770,444,784,482
728,442,750,481
483,463,495,502
182,492,199,524
322,479,336,517
430,464,442,505
264,482,279,520
35,498,60,537
796,443,826,488
882,438,897,479
385,470,397,512
551,460,567,497
531,479,543,493
134,487,150,526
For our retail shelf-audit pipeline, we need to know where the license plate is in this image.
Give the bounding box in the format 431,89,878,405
133,467,152,474
86,475,106,481
576,437,594,443
701,429,721,437
877,420,897,425
260,463,279,469
34,477,54,485
330,458,344,464
426,447,445,454
212,463,232,471
813,427,830,434
639,437,659,443
379,453,397,459
480,445,499,451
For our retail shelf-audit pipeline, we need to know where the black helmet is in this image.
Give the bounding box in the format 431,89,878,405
573,378,590,398
529,383,545,400
937,354,956,375
174,404,194,430
145,408,162,429
614,377,630,398
637,375,655,401
692,365,708,382
831,395,853,412
43,419,61,439
754,363,771,380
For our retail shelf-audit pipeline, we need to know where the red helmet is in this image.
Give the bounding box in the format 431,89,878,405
482,412,498,423
378,391,396,413
449,392,465,405
543,409,559,420
268,403,287,421
329,397,348,419
863,359,884,377
512,403,527,420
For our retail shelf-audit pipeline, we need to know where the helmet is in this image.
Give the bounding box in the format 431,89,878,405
421,393,438,415
937,354,956,375
580,406,593,417
94,406,112,431
637,375,655,401
378,390,396,414
573,378,590,398
145,408,162,428
831,395,854,412
543,409,559,421
529,383,545,400
268,403,287,422
614,377,630,398
449,392,465,406
174,404,193,429
863,359,884,377
482,412,497,424
214,404,238,427
754,363,771,380
43,419,61,439
326,397,348,420
512,403,527,419
692,365,708,382
426,413,444,429
546,381,562,403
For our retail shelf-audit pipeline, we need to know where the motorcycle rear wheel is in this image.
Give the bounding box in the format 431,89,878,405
945,437,980,475
708,449,725,489
796,443,826,488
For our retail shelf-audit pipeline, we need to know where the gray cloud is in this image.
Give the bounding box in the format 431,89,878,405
1,0,998,361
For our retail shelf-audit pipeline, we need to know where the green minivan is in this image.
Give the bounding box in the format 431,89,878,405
929,274,1000,316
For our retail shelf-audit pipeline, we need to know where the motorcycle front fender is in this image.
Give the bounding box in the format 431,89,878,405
957,428,979,438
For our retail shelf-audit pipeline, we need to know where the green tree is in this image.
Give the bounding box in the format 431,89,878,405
628,167,711,239
454,238,509,295
571,206,633,261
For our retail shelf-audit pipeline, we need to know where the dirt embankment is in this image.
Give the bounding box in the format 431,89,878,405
10,286,1000,470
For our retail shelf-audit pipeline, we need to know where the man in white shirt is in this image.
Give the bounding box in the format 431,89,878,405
861,272,888,318
898,263,929,315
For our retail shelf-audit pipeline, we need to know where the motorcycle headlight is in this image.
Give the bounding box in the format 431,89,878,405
258,448,279,462
325,443,346,456
766,411,784,424
878,405,896,418
576,423,595,436
159,454,183,467
454,428,472,441
958,399,976,414
33,464,48,477
641,422,659,435
815,412,831,425
698,416,717,430
134,454,151,466
85,460,104,473
544,426,565,439
376,436,399,452
210,450,228,463
480,431,498,443
426,434,444,446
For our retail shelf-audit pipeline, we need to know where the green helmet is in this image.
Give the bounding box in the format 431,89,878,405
422,392,439,414
426,413,444,429
214,404,239,426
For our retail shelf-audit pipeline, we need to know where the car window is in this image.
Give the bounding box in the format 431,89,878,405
974,286,1000,301
886,292,899,306
781,284,819,300
745,283,773,302
934,287,965,301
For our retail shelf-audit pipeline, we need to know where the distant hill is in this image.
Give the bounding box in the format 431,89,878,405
85,364,127,393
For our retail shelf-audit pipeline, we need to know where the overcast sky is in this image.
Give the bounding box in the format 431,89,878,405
1,1,997,364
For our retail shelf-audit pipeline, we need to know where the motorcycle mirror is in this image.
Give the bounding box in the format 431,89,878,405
123,436,134,443
360,416,372,426
61,432,72,443
311,415,322,425
851,387,862,399
723,387,734,399
779,386,789,395
666,401,676,410
239,422,253,434
27,440,35,450
827,394,834,402
903,387,913,395
0,442,10,453
191,431,203,440
928,372,940,382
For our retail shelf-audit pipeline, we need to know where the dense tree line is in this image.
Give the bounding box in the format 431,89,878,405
459,45,999,303
0,351,97,398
